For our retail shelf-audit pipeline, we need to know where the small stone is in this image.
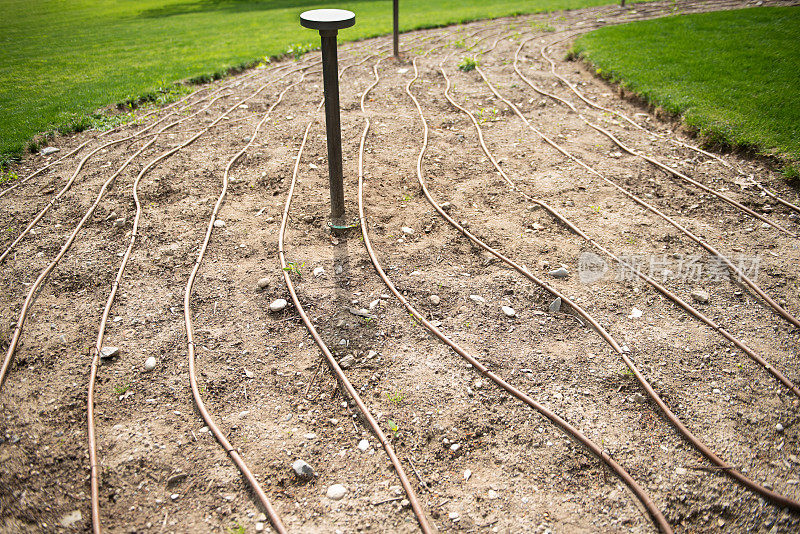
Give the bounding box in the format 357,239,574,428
464,469,472,481
144,357,156,372
366,350,377,359
549,297,562,313
170,493,180,501
269,299,288,312
255,523,265,533
549,267,569,278
487,489,499,500
690,289,709,304
400,499,410,508
292,459,316,479
632,393,646,404
339,355,355,369
448,512,460,521
59,510,82,527
166,473,188,486
303,215,314,223
469,295,485,304
213,220,226,228
313,266,325,277
100,346,119,359
429,294,441,305
450,443,461,452
113,217,126,228
629,307,643,319
256,277,270,290
401,226,414,235
501,306,516,317
358,439,370,452
256,513,267,522
368,299,380,310
675,467,687,476
348,307,374,319
41,146,60,155
327,484,347,500
440,202,453,212
776,423,785,432
244,369,254,379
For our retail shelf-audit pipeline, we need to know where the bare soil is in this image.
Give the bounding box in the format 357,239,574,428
2,1,800,533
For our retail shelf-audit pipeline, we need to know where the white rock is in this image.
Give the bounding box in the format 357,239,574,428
777,423,785,432
429,294,441,305
313,266,325,277
357,439,370,452
464,469,472,481
487,489,499,499
469,295,485,304
41,146,60,155
213,220,226,228
501,305,516,317
448,512,460,520
326,484,347,500
628,307,643,319
675,467,687,476
244,369,254,379
549,267,569,278
450,443,461,452
690,289,710,304
59,510,82,527
270,299,288,312
549,297,562,313
401,226,414,235
144,357,156,372
256,277,270,290
292,459,316,479
100,346,119,359
255,523,265,532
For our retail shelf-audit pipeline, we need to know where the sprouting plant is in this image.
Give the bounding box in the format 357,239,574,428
530,21,556,32
227,524,246,534
401,194,412,202
387,390,405,404
458,56,477,72
453,39,466,49
114,383,130,395
617,366,635,378
0,169,18,186
387,419,400,438
476,107,499,124
590,205,601,214
286,42,317,60
283,261,305,277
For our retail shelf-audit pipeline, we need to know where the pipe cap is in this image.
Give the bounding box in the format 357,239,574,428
300,9,355,31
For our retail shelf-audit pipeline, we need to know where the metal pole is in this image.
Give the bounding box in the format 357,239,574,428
320,29,345,221
393,0,399,58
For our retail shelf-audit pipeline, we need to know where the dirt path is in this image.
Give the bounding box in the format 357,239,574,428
2,1,799,532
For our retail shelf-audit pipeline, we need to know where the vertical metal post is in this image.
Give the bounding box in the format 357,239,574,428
300,9,355,227
320,30,345,221
393,0,400,58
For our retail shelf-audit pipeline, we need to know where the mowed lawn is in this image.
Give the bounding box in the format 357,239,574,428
572,6,800,168
0,0,621,163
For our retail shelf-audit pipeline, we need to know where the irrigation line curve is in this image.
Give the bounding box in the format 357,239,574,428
0,75,258,265
527,33,798,238
538,33,800,216
278,67,435,534
428,58,800,512
0,93,227,395
473,65,800,400
358,55,672,534
81,62,325,532
506,44,800,330
180,73,314,534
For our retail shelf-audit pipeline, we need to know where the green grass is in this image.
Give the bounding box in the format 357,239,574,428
1,0,630,165
572,7,800,168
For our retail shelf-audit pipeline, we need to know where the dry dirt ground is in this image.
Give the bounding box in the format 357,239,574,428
2,1,800,532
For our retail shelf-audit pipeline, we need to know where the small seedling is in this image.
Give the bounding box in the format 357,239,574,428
401,194,412,202
227,524,245,534
387,419,400,438
617,366,635,378
590,205,601,214
530,21,556,32
452,39,466,49
476,107,499,124
283,261,305,277
458,57,477,72
0,169,18,186
286,42,317,60
387,390,405,404
113,383,130,395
